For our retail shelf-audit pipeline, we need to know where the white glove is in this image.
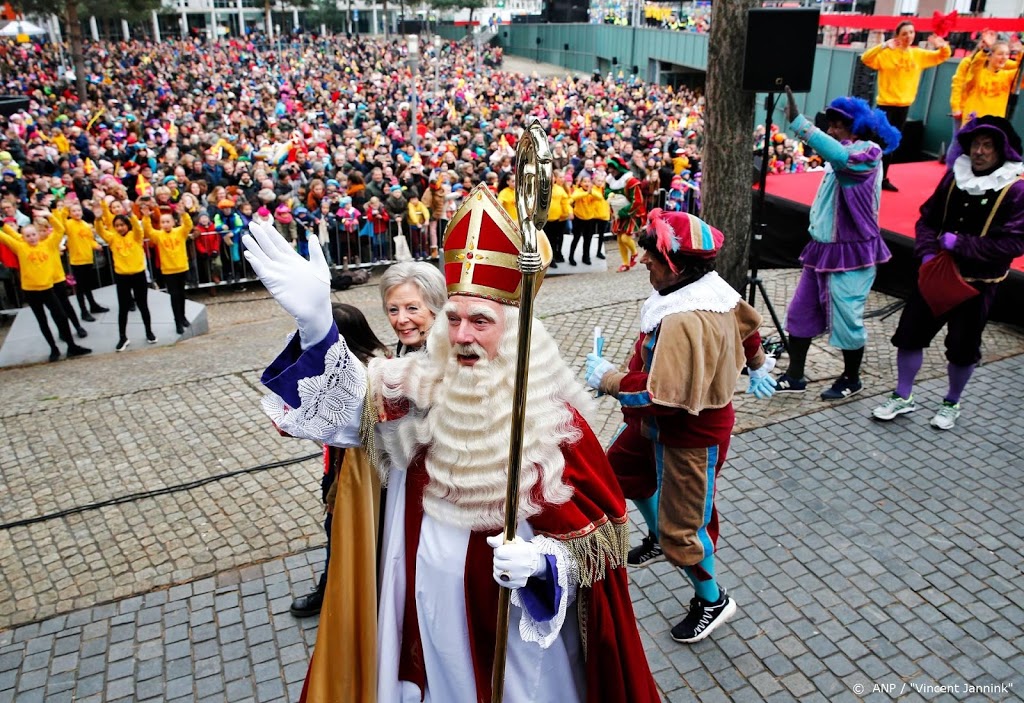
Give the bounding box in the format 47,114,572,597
487,534,547,589
749,356,776,380
243,220,333,349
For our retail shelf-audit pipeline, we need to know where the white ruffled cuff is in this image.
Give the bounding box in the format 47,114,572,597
510,535,578,650
260,337,367,448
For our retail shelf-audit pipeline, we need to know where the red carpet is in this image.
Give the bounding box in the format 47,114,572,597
763,161,1024,274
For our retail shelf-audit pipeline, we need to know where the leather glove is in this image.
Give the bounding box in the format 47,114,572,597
922,253,936,265
585,352,616,390
487,535,546,589
939,232,958,251
243,220,333,349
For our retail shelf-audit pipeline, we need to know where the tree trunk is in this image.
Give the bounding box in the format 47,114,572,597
65,2,88,103
466,7,474,36
701,0,757,292
265,0,273,40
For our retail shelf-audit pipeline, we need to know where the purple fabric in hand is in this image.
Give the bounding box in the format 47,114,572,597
922,254,936,265
940,232,958,251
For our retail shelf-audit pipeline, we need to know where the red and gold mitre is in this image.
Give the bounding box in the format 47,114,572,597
443,184,552,306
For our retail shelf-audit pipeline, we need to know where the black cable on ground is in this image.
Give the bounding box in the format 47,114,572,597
0,451,321,532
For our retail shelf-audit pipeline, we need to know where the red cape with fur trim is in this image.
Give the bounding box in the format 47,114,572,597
397,408,662,703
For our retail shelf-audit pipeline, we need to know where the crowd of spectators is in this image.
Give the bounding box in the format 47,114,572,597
0,32,708,312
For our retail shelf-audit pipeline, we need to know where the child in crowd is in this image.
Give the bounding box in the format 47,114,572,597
337,196,361,263
406,193,430,259
192,211,222,284
364,196,390,262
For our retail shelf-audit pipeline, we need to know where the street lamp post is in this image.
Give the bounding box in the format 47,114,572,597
433,35,441,98
407,34,419,152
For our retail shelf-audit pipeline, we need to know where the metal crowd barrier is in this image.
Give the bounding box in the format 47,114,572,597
0,214,450,315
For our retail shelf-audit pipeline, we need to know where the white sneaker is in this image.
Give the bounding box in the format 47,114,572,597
930,402,960,430
872,393,916,421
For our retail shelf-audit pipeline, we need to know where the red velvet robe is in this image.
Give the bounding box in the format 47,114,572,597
397,409,662,703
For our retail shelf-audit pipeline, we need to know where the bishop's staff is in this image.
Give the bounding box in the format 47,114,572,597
491,118,552,703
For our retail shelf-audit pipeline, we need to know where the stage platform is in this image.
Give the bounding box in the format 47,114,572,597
0,285,208,368
759,161,1023,325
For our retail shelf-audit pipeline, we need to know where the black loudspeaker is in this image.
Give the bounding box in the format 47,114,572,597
0,96,29,118
545,0,589,24
850,59,878,102
742,9,820,92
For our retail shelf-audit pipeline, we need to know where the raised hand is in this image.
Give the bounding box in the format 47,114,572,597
242,219,333,349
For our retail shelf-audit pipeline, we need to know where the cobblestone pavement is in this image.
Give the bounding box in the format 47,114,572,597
0,256,1022,701
0,354,1021,702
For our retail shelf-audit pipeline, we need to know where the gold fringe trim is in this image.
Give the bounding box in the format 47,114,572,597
359,380,387,484
543,515,630,589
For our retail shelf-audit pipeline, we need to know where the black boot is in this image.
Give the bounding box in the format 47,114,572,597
290,586,325,618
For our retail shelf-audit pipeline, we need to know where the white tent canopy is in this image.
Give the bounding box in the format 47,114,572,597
0,20,48,37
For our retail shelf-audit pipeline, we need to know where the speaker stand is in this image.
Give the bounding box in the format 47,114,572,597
744,92,789,353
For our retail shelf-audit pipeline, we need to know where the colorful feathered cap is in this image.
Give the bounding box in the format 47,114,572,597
824,96,902,154
606,155,629,174
644,209,724,269
443,185,552,306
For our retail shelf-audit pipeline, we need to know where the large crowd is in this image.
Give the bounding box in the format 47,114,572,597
0,32,708,320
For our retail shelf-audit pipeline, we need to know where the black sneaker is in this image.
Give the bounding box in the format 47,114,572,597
67,345,92,358
627,531,665,568
146,331,158,344
671,588,738,644
881,179,899,192
76,327,88,339
175,323,184,335
90,305,110,314
820,375,863,401
48,349,60,363
775,373,807,393
80,311,96,323
116,338,130,352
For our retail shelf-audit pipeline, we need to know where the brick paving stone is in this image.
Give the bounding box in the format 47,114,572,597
0,268,1021,701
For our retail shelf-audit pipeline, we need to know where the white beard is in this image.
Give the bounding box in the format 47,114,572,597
369,309,596,531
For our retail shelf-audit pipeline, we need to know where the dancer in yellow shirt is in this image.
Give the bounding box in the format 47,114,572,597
861,21,951,191
97,213,156,351
0,223,91,361
951,34,1018,126
38,215,88,340
544,171,573,269
144,210,193,335
54,202,110,321
569,175,606,266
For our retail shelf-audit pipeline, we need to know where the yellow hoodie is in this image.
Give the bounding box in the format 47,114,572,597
861,42,952,107
143,212,193,275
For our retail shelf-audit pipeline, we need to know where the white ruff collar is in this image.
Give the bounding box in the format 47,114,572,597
639,271,741,333
606,170,633,190
953,155,1024,195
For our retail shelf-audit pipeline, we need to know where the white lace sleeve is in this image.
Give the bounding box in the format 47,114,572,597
510,535,579,649
261,337,367,448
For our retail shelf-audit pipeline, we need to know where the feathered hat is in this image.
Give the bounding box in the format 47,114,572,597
641,209,724,270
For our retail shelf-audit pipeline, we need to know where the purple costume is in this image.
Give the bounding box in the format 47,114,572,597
785,114,892,349
891,157,1024,365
